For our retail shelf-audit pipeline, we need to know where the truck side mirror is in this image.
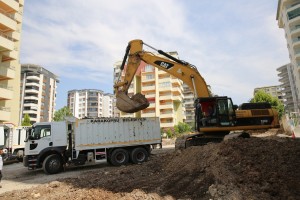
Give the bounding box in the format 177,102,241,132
233,105,238,110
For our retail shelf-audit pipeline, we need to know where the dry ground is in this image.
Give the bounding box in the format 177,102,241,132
0,129,299,200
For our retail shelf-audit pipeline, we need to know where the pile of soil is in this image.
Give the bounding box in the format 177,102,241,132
1,136,300,200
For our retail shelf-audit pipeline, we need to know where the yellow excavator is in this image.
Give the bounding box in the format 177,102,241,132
114,39,280,148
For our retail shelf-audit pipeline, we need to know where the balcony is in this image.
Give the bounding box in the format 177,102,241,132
172,87,182,94
142,78,155,83
0,107,10,121
2,50,18,61
160,122,174,128
25,88,39,94
141,112,155,117
23,109,38,115
25,82,39,87
158,77,171,83
160,112,174,118
24,95,39,101
145,93,155,98
7,31,20,41
27,75,40,81
291,26,300,36
171,78,181,85
0,65,15,80
172,95,182,102
159,86,171,92
160,104,173,109
159,95,171,100
148,102,155,108
0,11,17,31
287,4,300,21
143,85,155,91
0,85,12,100
158,70,167,75
23,103,38,108
0,0,19,12
295,49,300,58
13,12,22,23
17,0,24,6
0,33,14,50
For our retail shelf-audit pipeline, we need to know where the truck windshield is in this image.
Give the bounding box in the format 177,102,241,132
29,125,51,140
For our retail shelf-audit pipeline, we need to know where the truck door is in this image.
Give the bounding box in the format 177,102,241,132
27,125,52,154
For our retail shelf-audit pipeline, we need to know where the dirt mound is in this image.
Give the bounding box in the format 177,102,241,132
1,137,300,200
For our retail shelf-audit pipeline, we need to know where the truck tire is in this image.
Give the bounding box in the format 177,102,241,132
16,150,24,162
130,147,148,164
109,148,129,166
43,154,63,174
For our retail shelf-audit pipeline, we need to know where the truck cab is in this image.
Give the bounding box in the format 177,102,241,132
24,121,68,171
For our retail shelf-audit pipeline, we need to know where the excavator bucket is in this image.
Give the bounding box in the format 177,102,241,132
116,91,150,113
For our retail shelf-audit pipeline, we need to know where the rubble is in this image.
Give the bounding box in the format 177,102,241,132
0,131,299,200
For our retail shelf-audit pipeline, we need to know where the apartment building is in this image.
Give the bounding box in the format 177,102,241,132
253,85,283,100
0,0,24,125
183,83,194,125
67,89,115,118
113,61,122,117
113,51,186,129
277,63,297,113
20,64,59,124
103,93,115,117
277,0,300,112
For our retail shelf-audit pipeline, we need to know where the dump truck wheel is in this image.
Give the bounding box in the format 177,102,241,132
131,147,148,164
110,148,129,166
43,154,63,174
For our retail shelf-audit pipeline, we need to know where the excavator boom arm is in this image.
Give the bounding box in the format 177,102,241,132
114,39,209,113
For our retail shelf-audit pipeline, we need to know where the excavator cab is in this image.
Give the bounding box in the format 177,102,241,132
195,97,237,131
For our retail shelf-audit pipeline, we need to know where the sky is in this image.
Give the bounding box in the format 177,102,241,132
20,0,289,110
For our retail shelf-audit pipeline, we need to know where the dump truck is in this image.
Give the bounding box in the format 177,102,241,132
0,124,28,162
23,117,161,174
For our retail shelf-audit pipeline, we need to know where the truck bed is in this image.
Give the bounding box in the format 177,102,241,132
74,117,161,150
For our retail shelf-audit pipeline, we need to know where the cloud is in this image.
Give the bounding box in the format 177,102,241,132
20,0,289,108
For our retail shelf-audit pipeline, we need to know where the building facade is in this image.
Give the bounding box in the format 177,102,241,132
103,93,115,117
277,63,297,113
67,89,115,118
183,83,195,125
0,0,24,125
20,64,59,124
113,51,186,129
277,0,300,112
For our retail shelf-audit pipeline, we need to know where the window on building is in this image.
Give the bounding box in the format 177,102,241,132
146,74,154,80
159,82,171,87
145,65,154,72
288,7,300,20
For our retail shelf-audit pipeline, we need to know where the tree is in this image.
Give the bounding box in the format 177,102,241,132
174,122,192,134
250,90,284,118
22,113,31,126
53,106,73,121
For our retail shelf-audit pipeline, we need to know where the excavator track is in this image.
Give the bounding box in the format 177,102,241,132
175,131,250,150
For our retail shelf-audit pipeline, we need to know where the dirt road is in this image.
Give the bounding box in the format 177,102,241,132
0,161,108,194
0,146,175,195
0,133,299,199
